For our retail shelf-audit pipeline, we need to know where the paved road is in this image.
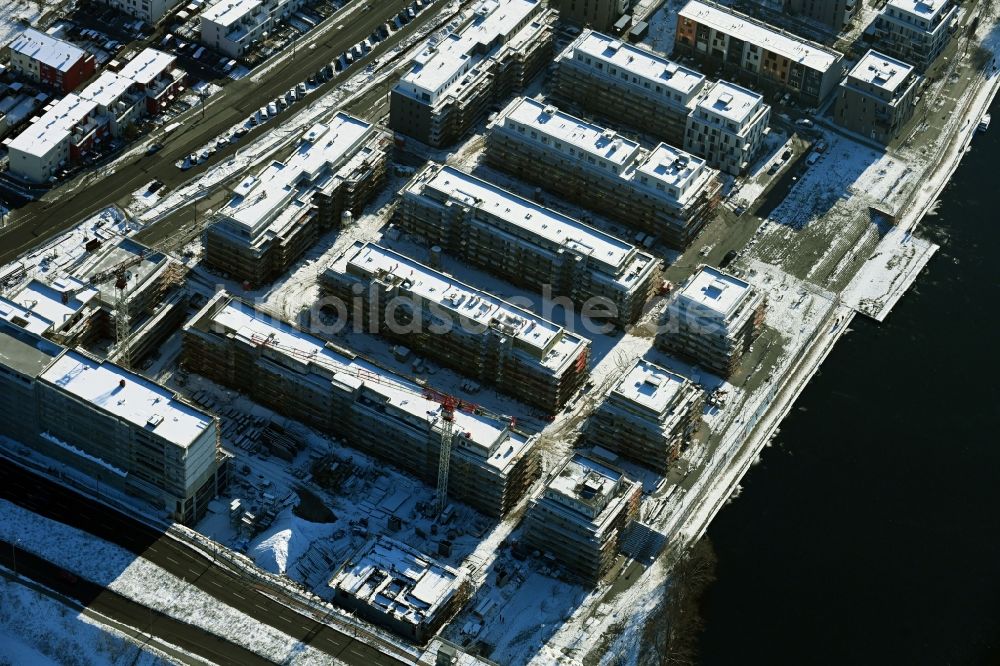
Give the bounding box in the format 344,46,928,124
0,459,411,665
0,0,448,264
0,544,272,666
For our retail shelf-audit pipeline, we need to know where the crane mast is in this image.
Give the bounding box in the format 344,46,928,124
436,397,456,516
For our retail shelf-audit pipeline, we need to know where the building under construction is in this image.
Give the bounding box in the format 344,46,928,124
320,242,591,413
181,291,540,517
521,451,641,583
329,536,468,643
584,359,703,474
395,163,660,327
388,0,556,147
552,29,707,147
0,320,227,524
203,113,387,287
0,237,188,369
485,97,722,249
656,266,767,378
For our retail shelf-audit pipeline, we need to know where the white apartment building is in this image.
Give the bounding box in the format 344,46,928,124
657,266,767,378
585,359,703,473
94,0,183,23
389,0,555,146
486,97,722,249
553,29,707,144
201,0,308,58
873,0,957,69
684,80,771,175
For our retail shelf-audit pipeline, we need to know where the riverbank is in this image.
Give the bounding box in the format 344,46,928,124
698,87,1000,664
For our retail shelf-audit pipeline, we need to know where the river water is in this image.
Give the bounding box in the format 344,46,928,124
698,97,1000,665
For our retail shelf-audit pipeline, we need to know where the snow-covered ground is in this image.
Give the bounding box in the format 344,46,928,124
0,0,46,48
642,0,682,55
0,575,171,666
0,499,335,664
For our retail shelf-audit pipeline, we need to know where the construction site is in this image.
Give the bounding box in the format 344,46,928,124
0,0,992,658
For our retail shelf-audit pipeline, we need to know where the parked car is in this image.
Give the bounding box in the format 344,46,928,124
719,249,738,269
145,142,163,156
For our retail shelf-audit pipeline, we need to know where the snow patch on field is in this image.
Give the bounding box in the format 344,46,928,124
0,499,332,664
0,576,169,666
0,1,45,48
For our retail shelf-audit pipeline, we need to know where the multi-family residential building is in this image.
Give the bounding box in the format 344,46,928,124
321,242,592,412
9,29,96,94
675,0,845,106
872,0,957,69
0,321,227,524
834,50,920,143
547,0,628,32
329,537,467,643
203,114,386,286
395,163,661,326
201,0,308,58
95,0,183,23
684,80,771,175
7,48,182,184
585,359,703,473
389,0,555,147
485,97,722,249
182,291,541,517
522,451,642,583
552,29,708,146
656,266,767,378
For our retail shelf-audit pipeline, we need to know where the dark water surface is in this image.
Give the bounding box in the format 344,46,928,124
699,97,1000,666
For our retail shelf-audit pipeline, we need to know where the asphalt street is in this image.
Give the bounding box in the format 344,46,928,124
0,459,410,665
0,0,450,264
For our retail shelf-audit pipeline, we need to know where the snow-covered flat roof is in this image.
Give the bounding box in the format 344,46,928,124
342,242,588,367
0,277,98,334
676,266,753,318
40,351,214,448
696,80,765,124
634,143,709,195
331,537,462,627
7,93,98,158
565,29,705,100
546,452,624,516
499,97,640,168
202,0,263,27
848,50,915,94
412,165,636,270
84,71,134,109
222,114,372,235
204,297,525,460
10,28,88,74
116,48,175,87
397,0,541,104
679,0,841,72
612,359,691,414
886,0,949,20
